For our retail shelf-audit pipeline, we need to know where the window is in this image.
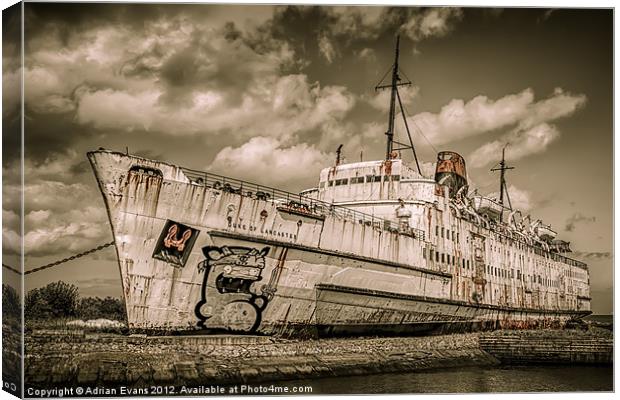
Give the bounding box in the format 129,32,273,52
436,226,439,236
319,182,325,189
374,175,382,182
335,178,348,186
423,248,426,259
441,253,445,263
351,176,364,184
436,251,440,261
391,175,400,182
462,259,466,269
328,180,334,187
366,175,374,183
441,227,444,238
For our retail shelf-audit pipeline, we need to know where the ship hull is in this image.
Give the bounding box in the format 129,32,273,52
88,150,589,337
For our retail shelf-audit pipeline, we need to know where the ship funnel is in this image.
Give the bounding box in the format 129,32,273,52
434,151,468,198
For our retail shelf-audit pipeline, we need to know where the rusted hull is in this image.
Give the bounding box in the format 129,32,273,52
87,150,591,337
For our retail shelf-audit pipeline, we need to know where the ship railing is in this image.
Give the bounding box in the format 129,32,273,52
181,167,425,241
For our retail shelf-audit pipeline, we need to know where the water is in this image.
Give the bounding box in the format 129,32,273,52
286,365,613,394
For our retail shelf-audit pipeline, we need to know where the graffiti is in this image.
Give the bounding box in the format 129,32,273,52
195,245,271,333
152,220,199,267
163,224,193,251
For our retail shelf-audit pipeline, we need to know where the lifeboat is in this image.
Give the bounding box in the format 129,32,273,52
536,223,557,242
471,195,503,221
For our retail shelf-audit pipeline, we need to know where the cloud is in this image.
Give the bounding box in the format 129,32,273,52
565,212,596,232
209,136,331,187
76,89,161,131
410,88,585,146
517,88,586,130
277,6,462,66
469,123,560,168
405,88,585,167
2,153,111,258
356,47,376,61
22,206,110,257
572,251,612,261
538,9,556,23
365,85,419,113
2,68,21,117
318,34,336,63
323,6,462,43
488,184,533,211
400,8,464,42
410,89,532,144
74,67,355,141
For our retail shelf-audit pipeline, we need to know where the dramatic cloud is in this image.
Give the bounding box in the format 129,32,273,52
22,205,109,257
2,153,111,258
2,68,21,117
365,85,419,113
285,6,463,65
318,34,336,64
400,8,464,42
572,251,612,261
565,212,596,232
209,136,331,187
324,6,462,42
356,47,376,61
405,88,585,167
488,184,533,211
469,123,560,168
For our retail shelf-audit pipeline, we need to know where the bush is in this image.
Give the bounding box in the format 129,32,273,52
76,296,126,322
2,284,21,320
25,281,79,320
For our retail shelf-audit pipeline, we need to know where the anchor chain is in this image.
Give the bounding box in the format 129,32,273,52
2,241,115,275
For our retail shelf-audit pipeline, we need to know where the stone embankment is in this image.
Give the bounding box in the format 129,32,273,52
24,328,612,390
480,328,613,364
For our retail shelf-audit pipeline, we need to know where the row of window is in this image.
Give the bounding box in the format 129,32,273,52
319,174,401,189
423,248,462,266
435,226,460,243
489,232,585,268
423,250,563,289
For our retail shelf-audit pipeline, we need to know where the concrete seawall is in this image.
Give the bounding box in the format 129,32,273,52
480,329,613,364
25,329,612,390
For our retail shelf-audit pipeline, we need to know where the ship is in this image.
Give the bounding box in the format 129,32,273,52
88,37,591,337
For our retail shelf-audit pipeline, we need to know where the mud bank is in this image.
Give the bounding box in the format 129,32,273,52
24,329,611,391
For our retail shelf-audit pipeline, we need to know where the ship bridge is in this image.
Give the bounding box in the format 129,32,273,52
300,157,443,234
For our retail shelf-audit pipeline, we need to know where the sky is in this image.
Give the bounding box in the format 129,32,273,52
1,4,613,313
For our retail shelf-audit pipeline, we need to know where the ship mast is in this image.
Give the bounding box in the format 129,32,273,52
385,36,400,159
375,36,421,173
491,145,514,218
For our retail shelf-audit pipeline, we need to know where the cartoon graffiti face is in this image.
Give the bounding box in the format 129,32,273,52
194,246,271,333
